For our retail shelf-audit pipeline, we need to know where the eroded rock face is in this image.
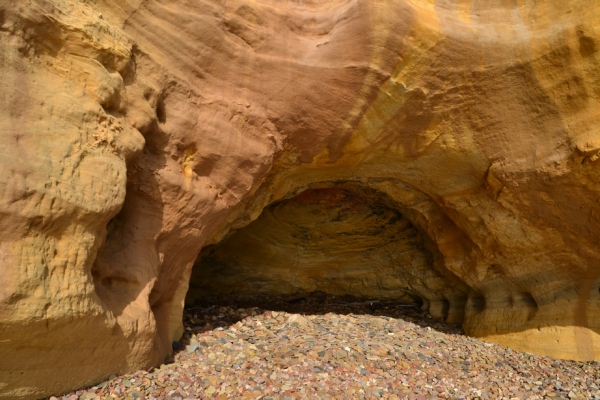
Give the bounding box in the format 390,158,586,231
2,0,600,397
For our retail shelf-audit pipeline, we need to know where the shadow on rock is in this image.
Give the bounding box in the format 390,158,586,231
174,290,464,355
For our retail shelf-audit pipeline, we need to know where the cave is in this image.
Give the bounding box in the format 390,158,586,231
187,184,468,323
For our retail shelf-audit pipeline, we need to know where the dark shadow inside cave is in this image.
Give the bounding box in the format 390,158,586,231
188,185,433,305
186,184,469,329
180,291,464,343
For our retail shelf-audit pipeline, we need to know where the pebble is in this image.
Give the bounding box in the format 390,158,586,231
185,343,198,353
50,292,600,399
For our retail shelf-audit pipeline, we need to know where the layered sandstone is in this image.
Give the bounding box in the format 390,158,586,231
2,0,600,398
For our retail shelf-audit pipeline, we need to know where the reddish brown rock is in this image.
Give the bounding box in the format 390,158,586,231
2,0,600,398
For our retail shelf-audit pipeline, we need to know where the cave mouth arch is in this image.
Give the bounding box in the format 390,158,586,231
187,183,459,313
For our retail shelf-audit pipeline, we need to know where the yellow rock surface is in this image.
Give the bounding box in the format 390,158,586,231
2,0,600,398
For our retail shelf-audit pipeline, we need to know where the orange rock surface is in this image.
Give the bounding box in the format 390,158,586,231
2,0,600,398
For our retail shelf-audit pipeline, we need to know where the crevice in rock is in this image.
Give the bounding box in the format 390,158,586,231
515,292,538,321
155,94,167,124
467,295,486,314
91,112,166,328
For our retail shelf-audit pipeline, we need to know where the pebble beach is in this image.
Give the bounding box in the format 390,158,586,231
50,292,600,400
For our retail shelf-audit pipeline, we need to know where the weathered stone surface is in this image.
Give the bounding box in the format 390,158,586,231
2,0,600,398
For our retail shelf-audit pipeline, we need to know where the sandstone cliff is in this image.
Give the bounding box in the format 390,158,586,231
2,0,600,398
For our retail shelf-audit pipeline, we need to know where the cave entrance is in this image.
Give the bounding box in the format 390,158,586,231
187,184,437,307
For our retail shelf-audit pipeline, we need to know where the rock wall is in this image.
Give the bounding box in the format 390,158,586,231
2,0,600,398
